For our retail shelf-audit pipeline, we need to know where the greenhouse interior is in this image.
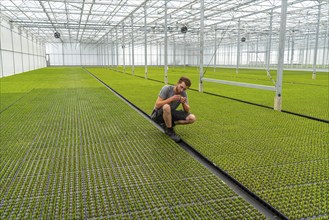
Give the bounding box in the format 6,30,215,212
0,0,328,219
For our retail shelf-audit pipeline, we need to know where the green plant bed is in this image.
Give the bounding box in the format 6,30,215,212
1,67,265,219
87,67,328,219
110,66,328,120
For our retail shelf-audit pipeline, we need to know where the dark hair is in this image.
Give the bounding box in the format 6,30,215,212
178,76,191,87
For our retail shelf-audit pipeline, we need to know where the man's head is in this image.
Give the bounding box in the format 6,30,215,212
175,76,191,94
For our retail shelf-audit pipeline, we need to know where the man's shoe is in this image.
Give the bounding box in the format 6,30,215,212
165,127,181,143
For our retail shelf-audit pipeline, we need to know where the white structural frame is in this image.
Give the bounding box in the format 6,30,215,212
202,78,276,91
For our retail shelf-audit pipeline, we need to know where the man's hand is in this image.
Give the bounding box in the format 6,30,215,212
180,96,187,103
171,95,181,102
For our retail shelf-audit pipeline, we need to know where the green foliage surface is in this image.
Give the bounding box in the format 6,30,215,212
114,65,328,121
0,67,265,219
88,67,329,219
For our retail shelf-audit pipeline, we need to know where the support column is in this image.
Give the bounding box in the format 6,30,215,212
164,0,168,84
291,30,295,68
199,0,204,92
131,16,135,75
173,36,176,67
27,34,31,70
305,29,310,68
312,2,321,79
20,28,24,71
32,36,36,70
62,41,65,66
287,35,290,64
184,35,186,69
79,42,82,66
116,27,119,71
107,34,109,67
322,26,328,68
144,4,148,79
256,34,259,67
111,31,114,67
214,28,217,72
274,0,288,111
158,42,162,66
236,19,241,75
122,24,126,74
266,10,273,76
0,17,3,76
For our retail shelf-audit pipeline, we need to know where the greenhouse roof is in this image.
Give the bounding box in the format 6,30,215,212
0,0,328,45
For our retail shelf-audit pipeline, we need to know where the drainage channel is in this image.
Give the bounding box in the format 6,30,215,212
84,68,288,220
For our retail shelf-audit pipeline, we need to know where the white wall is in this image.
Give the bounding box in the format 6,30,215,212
46,43,99,66
45,41,189,67
0,17,46,77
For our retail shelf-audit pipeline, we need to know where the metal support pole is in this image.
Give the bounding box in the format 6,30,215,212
173,36,176,67
128,42,131,66
291,30,295,68
256,34,259,67
131,16,135,75
20,28,24,71
116,27,119,71
26,33,31,70
265,16,272,69
144,4,148,79
10,23,16,74
236,19,241,75
0,17,3,77
214,28,217,72
62,41,65,66
199,0,204,92
312,2,321,79
164,0,168,84
32,37,35,69
305,29,310,68
159,42,162,66
157,42,159,66
122,24,126,74
323,26,328,68
274,0,288,111
287,35,290,65
107,34,109,67
184,35,186,69
111,31,114,67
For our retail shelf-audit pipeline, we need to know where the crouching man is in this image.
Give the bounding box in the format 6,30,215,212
151,76,196,142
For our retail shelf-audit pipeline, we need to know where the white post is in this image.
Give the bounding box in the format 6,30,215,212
266,10,273,76
0,18,4,76
322,26,328,68
173,36,176,67
159,42,162,66
236,19,241,75
305,29,310,68
131,16,135,75
107,34,109,67
10,23,16,74
144,4,148,79
122,24,126,74
214,28,217,72
199,0,204,92
312,2,321,79
164,0,168,84
256,34,259,67
116,27,119,71
184,35,186,69
274,0,288,111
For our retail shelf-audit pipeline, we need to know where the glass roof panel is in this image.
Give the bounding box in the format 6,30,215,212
0,0,327,45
